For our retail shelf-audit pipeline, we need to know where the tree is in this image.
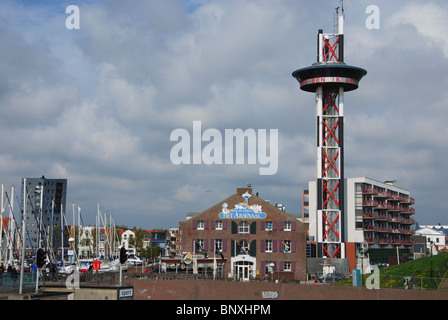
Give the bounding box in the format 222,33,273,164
141,246,160,261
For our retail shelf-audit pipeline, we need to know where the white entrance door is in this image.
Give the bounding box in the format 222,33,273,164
236,260,253,281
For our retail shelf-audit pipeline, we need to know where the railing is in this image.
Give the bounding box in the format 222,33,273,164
362,199,379,207
362,188,415,205
330,275,448,291
362,187,378,195
363,212,415,224
399,195,415,204
0,273,40,294
388,193,401,201
376,191,389,198
365,238,413,245
401,207,415,215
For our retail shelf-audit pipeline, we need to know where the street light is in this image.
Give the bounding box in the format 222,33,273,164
429,240,433,281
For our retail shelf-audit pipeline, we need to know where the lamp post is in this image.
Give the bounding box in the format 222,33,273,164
430,240,433,281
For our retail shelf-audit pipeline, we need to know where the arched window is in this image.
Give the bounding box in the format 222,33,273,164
238,221,249,234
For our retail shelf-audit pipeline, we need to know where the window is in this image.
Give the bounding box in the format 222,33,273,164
237,240,249,254
265,221,272,231
195,239,204,253
215,220,223,230
284,261,292,271
284,221,291,231
238,221,249,234
283,240,291,253
197,220,204,230
265,240,273,252
265,261,275,275
355,196,363,209
214,239,223,251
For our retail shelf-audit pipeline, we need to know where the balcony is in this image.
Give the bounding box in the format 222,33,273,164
376,226,392,233
362,212,375,219
364,237,413,246
375,202,388,210
362,187,378,195
365,238,379,244
362,199,379,207
388,204,402,212
391,228,412,235
362,212,386,220
364,225,412,235
375,190,389,198
401,218,415,225
388,193,401,201
401,207,415,215
363,225,390,233
390,216,404,224
399,195,415,204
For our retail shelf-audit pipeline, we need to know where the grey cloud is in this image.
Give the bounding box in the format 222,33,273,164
0,0,446,228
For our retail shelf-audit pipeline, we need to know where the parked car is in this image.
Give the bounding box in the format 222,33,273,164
318,273,345,283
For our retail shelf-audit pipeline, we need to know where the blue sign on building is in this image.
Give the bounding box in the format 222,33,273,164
219,202,267,219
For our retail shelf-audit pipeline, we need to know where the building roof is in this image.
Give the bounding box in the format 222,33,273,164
418,225,448,236
180,187,308,231
415,227,445,237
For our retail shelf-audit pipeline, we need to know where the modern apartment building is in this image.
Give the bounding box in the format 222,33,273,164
21,176,67,251
305,177,415,270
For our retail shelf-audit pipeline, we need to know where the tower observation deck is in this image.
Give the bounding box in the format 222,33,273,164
292,2,367,259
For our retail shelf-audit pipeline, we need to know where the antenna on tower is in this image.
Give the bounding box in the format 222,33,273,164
335,0,344,35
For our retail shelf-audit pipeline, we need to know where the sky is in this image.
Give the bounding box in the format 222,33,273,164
0,0,447,230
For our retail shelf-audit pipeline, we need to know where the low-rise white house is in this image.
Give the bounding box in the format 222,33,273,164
415,226,446,255
120,229,137,256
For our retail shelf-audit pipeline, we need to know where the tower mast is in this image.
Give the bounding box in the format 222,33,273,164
292,2,367,258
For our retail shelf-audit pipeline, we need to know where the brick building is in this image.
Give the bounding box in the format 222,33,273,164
179,187,308,281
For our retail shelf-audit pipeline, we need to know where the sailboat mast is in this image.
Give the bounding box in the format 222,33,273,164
61,204,64,266
77,206,81,262
0,184,4,263
9,187,14,266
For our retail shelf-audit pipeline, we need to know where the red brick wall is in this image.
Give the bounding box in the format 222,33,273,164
126,278,448,300
179,188,309,281
345,242,357,272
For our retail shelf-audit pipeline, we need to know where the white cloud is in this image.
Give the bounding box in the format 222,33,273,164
386,2,448,58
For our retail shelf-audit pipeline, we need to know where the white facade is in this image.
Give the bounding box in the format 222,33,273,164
345,177,414,243
307,177,415,261
120,229,137,256
415,227,446,255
